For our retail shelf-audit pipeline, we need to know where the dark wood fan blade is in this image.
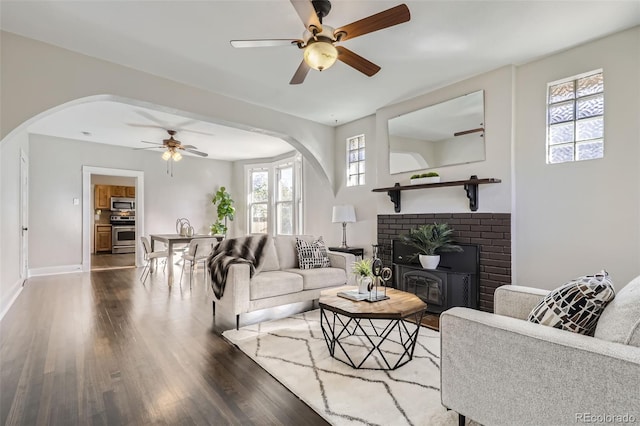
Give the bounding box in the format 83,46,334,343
290,0,322,32
336,46,380,77
334,4,410,42
231,39,301,48
182,148,208,157
290,60,311,85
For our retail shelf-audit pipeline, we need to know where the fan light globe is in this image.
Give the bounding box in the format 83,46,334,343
172,151,182,162
162,150,172,161
303,41,338,71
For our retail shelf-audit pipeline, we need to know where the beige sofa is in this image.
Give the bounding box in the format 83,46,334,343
440,278,640,426
212,235,356,330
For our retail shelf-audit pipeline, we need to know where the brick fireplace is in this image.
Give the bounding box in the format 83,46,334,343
377,213,511,312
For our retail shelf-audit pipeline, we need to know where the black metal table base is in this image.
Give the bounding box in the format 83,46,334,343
320,307,425,370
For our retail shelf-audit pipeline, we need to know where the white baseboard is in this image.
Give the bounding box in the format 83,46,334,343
0,279,24,322
29,264,83,277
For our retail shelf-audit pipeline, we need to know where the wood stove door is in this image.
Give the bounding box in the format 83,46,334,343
401,269,446,312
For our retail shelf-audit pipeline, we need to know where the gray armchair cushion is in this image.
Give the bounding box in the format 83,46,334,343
595,275,640,347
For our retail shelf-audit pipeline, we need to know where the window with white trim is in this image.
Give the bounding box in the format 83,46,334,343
246,155,302,235
546,70,604,164
346,134,365,186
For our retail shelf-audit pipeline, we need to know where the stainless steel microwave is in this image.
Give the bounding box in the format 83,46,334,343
111,197,135,212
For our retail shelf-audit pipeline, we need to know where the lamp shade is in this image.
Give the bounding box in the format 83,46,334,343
332,205,356,223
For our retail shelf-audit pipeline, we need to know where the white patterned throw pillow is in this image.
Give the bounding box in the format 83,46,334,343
295,237,330,269
528,271,615,335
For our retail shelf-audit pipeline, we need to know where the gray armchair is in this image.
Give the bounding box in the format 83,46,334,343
440,285,640,426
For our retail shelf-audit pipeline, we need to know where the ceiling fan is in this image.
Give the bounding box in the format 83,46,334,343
135,130,208,175
230,0,410,84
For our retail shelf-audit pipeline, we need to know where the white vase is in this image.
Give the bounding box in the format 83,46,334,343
410,176,440,185
419,254,440,269
358,276,372,294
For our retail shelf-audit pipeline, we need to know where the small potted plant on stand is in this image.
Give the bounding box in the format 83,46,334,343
352,258,373,294
410,172,440,185
210,186,235,240
400,223,462,269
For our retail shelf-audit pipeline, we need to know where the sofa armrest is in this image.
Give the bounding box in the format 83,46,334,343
494,285,548,320
441,307,640,426
212,263,251,315
327,251,356,286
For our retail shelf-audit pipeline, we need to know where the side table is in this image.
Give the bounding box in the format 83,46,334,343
328,246,364,260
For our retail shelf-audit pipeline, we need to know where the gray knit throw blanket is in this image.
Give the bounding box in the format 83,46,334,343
208,234,269,299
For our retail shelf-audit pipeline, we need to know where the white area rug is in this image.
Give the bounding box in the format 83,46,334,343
223,309,462,426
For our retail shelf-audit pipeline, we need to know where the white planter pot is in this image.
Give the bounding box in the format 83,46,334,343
419,254,440,269
358,276,373,294
410,176,440,185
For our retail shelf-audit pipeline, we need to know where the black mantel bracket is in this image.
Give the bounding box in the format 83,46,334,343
372,175,501,213
387,183,402,213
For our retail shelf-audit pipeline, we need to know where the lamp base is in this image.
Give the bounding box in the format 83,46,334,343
340,222,348,248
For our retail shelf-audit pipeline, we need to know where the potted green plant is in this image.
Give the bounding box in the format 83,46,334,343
352,258,373,294
210,186,235,237
400,223,462,269
410,171,440,185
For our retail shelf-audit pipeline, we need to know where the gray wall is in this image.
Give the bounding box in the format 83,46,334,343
28,134,233,271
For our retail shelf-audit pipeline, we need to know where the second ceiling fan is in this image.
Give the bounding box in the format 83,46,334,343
230,0,410,84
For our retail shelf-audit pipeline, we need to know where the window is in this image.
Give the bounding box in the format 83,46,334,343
246,155,302,235
248,168,269,234
346,134,365,186
546,70,604,164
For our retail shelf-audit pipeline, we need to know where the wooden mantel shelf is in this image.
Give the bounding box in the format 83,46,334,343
372,175,501,213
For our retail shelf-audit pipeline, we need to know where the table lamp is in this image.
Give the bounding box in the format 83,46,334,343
332,205,356,248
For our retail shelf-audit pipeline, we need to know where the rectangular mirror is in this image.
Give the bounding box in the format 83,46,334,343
388,90,485,174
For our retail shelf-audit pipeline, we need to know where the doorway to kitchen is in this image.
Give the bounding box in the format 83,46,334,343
82,166,145,272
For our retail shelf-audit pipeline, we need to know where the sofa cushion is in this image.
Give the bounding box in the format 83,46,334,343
250,271,303,300
594,275,640,347
273,235,315,269
285,267,346,290
527,271,615,335
296,237,330,269
259,236,280,272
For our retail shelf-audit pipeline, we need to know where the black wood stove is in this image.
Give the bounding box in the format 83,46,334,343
392,240,479,314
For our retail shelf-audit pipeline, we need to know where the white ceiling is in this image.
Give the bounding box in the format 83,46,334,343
2,1,639,156
27,100,294,161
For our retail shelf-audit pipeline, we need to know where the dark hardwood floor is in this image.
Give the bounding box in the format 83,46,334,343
0,268,328,426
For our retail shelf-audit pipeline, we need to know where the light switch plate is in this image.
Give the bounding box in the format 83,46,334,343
73,198,79,205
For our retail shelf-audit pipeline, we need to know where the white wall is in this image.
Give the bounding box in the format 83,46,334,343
515,27,640,289
28,134,233,270
332,116,379,256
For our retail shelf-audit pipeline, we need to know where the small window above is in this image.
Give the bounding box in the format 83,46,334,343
346,134,365,186
547,70,604,164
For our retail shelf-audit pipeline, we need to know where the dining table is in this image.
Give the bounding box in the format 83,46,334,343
150,233,212,285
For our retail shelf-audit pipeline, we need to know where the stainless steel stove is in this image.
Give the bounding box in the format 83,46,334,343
111,214,136,254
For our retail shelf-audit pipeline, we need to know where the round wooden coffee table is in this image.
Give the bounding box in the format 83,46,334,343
319,287,427,370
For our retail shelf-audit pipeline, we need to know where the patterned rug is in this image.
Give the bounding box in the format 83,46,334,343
223,309,462,426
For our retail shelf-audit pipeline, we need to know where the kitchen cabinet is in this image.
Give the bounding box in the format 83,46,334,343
125,186,135,198
95,185,110,209
95,225,112,252
110,186,127,197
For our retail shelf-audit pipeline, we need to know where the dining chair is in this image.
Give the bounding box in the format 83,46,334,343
140,236,169,283
179,237,218,288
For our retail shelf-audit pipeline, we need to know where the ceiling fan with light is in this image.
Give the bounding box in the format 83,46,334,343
230,0,410,84
135,130,208,176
